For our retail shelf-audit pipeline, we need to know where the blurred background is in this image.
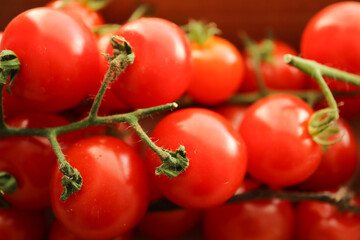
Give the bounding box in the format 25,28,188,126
0,0,346,49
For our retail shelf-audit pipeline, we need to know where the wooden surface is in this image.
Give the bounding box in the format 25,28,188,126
0,0,346,49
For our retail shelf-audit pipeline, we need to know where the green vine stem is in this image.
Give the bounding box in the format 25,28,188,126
149,186,360,213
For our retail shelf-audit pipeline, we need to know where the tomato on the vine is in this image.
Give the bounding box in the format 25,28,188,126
301,2,360,117
187,36,245,105
0,113,80,209
0,208,46,240
240,40,307,92
146,108,247,209
296,118,358,191
106,17,192,109
51,136,149,239
214,104,247,130
1,7,101,112
203,180,295,240
295,201,360,240
239,94,322,187
47,0,105,28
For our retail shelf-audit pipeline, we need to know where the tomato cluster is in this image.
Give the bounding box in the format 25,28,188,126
0,1,360,240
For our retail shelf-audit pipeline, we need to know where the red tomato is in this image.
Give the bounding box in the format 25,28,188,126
146,108,247,209
2,86,29,119
296,118,358,191
107,17,192,109
0,113,79,209
1,8,101,112
295,201,360,240
50,136,149,239
187,36,244,105
49,219,133,240
203,199,294,240
214,105,247,130
136,209,202,240
0,208,46,240
47,1,104,28
239,94,322,187
240,40,307,92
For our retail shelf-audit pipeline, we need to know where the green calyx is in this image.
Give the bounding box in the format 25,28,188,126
156,145,189,178
0,50,20,93
183,20,221,46
59,163,82,201
0,172,18,209
240,33,275,64
57,0,110,10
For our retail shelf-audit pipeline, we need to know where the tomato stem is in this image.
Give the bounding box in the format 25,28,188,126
48,133,82,201
0,171,18,208
127,4,153,22
183,20,221,46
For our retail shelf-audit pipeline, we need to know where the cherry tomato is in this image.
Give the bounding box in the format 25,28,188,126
203,198,294,240
296,118,358,191
0,113,78,209
301,1,360,91
295,201,360,240
214,105,247,130
1,8,101,112
0,208,46,240
239,94,322,187
107,17,192,109
136,209,202,240
146,108,247,209
47,1,105,28
49,219,133,240
240,40,307,92
187,36,244,105
51,136,149,239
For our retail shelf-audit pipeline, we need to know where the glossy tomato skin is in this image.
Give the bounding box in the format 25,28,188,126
241,40,307,92
146,108,247,209
47,1,104,28
51,136,149,240
301,1,360,91
239,94,322,187
296,118,358,191
49,219,133,240
0,113,77,209
0,208,46,240
136,209,202,240
295,201,360,240
1,8,101,112
107,17,192,109
187,36,244,105
203,199,294,240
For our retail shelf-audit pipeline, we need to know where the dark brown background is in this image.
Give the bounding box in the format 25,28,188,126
0,0,348,49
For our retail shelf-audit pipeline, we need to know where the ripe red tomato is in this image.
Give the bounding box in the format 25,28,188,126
1,8,101,112
240,40,307,92
187,36,244,105
50,136,149,239
301,1,360,91
0,113,79,209
239,94,322,187
47,1,105,28
49,219,133,240
107,17,192,109
203,199,294,240
296,118,358,191
295,201,360,240
136,209,202,240
146,108,247,209
0,208,46,240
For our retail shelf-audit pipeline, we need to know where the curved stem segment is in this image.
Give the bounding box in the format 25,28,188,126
48,133,82,201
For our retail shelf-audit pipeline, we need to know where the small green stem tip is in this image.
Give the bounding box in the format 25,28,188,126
155,145,189,177
0,50,20,93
